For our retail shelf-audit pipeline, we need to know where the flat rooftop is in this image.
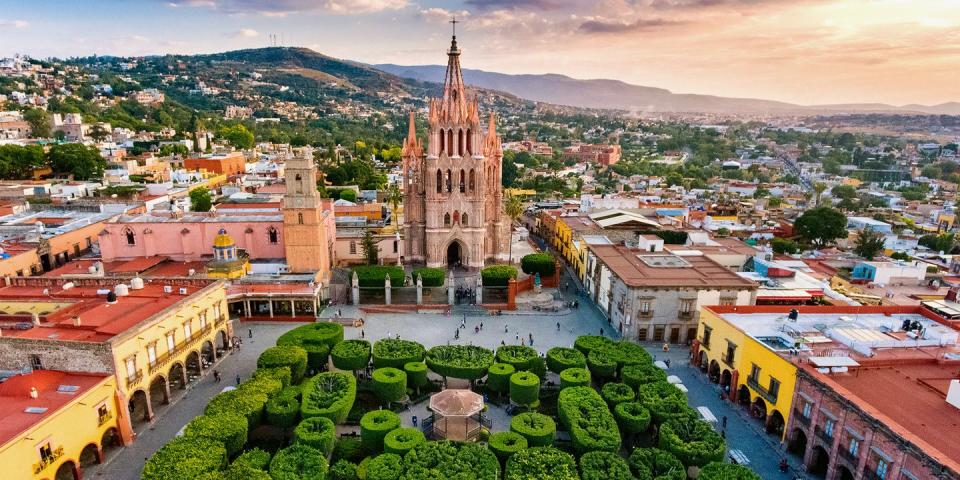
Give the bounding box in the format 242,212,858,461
0,370,110,447
589,245,756,288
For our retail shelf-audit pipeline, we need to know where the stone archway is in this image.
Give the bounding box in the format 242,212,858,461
808,445,830,477
767,409,786,437
737,385,751,407
708,360,721,383
752,396,768,422
201,340,215,365
101,428,121,458
788,427,808,456
149,375,169,411
720,369,732,394
836,465,855,480
55,460,79,480
79,442,101,469
169,362,187,390
697,351,708,371
446,240,466,269
217,330,229,356
185,351,202,380
128,389,150,425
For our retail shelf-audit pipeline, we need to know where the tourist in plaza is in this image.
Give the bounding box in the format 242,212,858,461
248,328,253,338
235,374,241,385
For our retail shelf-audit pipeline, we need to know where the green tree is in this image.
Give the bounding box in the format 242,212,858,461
502,158,518,187
853,227,886,260
0,144,46,179
771,237,800,255
190,188,213,212
47,143,106,180
794,207,847,248
504,193,524,264
23,108,51,138
219,124,255,150
361,229,379,265
386,183,402,227
159,144,189,156
88,124,110,142
813,182,827,206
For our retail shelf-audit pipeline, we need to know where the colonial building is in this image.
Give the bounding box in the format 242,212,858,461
401,34,509,269
282,151,335,281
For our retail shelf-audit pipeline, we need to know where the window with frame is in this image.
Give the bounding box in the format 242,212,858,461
702,326,712,347
183,321,192,339
680,299,694,314
125,356,137,379
824,418,835,437
725,341,737,364
39,442,53,462
349,241,357,254
802,402,812,418
750,363,761,381
719,296,737,306
637,328,648,341
653,325,665,342
29,354,43,370
166,332,176,351
849,437,859,456
268,227,279,244
199,311,207,329
639,299,653,316
393,240,398,253
876,459,888,479
146,343,157,366
213,304,221,319
768,377,781,399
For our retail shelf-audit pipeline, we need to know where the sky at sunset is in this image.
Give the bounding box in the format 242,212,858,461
0,0,958,106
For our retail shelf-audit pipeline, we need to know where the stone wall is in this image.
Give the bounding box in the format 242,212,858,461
0,337,115,374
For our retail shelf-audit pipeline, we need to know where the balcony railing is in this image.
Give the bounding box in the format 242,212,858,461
215,314,227,327
747,376,778,404
148,324,213,375
723,352,736,367
793,408,810,426
33,446,64,475
98,410,114,427
814,426,833,444
126,369,143,389
838,447,859,466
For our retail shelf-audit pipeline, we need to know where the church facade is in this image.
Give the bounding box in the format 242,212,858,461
401,35,510,269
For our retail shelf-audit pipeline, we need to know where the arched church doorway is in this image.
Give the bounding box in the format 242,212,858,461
447,241,463,269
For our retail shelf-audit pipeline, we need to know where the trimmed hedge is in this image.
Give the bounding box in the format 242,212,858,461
233,448,271,470
586,349,618,378
294,416,337,457
425,345,495,380
496,345,540,372
557,386,621,454
403,361,429,391
197,464,272,480
559,368,591,389
402,440,500,480
573,335,611,356
240,374,283,399
509,371,540,406
505,447,578,480
367,453,403,480
487,363,516,393
383,427,425,456
360,409,401,452
253,366,292,389
520,253,556,276
257,345,308,384
205,389,268,430
579,451,633,480
142,436,227,480
183,413,248,457
266,394,300,428
488,431,528,463
628,448,686,480
371,367,407,405
658,418,727,467
353,265,404,288
600,382,635,407
413,267,445,287
614,402,652,435
372,339,426,369
332,339,372,372
278,322,343,370
698,462,763,480
269,444,329,480
509,412,556,447
330,459,359,480
481,265,518,287
637,381,693,424
546,347,586,374
622,362,667,389
301,371,357,424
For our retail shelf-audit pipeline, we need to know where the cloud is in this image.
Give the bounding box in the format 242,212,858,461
0,19,28,29
465,0,572,9
234,28,260,37
165,0,408,15
420,7,470,23
579,17,683,33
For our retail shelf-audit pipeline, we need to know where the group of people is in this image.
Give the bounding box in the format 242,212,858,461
454,286,476,304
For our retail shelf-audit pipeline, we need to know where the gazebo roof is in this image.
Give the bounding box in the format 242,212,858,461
429,389,483,417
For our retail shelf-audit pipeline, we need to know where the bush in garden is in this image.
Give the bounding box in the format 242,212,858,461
183,413,248,458
546,347,586,374
557,386,621,454
403,361,429,392
372,367,408,405
509,371,540,406
267,393,300,428
413,267,445,287
332,436,365,464
576,337,652,373
332,339,372,373
301,371,357,424
142,436,227,480
269,444,329,480
658,418,727,467
360,409,401,452
600,382,635,407
330,459,359,480
372,339,426,369
481,265,518,286
559,367,590,389
232,448,271,470
401,440,499,480
697,462,762,480
240,374,284,399
579,451,633,480
487,363,515,394
257,345,308,384
622,362,667,389
520,253,556,276
509,412,556,447
505,446,578,480
628,448,686,480
425,345,495,380
586,349,617,378
487,431,528,463
205,389,268,430
197,465,272,480
294,416,337,457
353,265,405,287
253,366,292,388
496,345,540,372
278,322,342,371
637,381,694,424
607,341,653,369
383,427,425,456
614,402,652,435
367,453,403,480
573,335,612,356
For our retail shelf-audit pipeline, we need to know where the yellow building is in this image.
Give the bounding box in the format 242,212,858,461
0,370,122,480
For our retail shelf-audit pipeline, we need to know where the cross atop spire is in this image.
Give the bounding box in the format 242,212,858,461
450,16,459,38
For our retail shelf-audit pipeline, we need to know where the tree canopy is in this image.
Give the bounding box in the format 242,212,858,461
47,143,106,180
794,207,847,248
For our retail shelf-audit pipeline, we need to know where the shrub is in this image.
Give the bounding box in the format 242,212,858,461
487,363,516,393
142,436,227,480
278,322,342,370
413,267,445,287
697,462,762,480
205,389,268,430
183,413,248,458
520,253,556,276
383,427,425,456
481,265,518,287
509,371,540,406
332,436,365,463
198,464,272,480
628,448,686,480
267,393,300,428
372,367,408,405
658,418,727,467
402,440,499,480
233,448,271,470
425,345,495,380
278,385,302,401
622,363,667,389
372,339,426,369
573,335,612,356
367,453,403,480
600,382,635,407
586,349,617,378
546,347,586,374
240,374,284,399
557,386,621,454
332,339,372,372
505,447,578,480
301,371,357,424
637,381,693,424
257,345,308,384
294,416,337,457
253,366,292,388
510,412,556,447
487,431,528,463
330,459,359,480
353,265,404,288
580,451,633,480
269,444,329,480
360,409,401,452
496,345,540,372
614,402,652,435
403,361,429,391
559,368,591,389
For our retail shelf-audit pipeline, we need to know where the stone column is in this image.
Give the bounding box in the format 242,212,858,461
448,270,455,305
244,300,250,317
476,274,483,305
385,274,392,305
416,274,423,305
352,271,360,306
290,300,296,318
268,300,274,318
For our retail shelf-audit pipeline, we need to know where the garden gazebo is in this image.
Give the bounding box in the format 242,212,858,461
426,389,486,441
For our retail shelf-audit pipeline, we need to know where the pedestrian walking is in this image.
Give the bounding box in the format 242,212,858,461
474,325,480,334
455,329,459,339
520,338,525,346
505,324,509,333
600,328,604,336
721,415,728,429
515,332,520,341
361,329,365,339
338,309,342,317
556,322,560,331
387,330,392,339
480,322,484,330
235,374,241,386
213,370,221,382
248,328,253,339
501,340,506,346
665,358,671,368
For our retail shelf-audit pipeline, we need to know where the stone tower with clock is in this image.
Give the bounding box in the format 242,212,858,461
283,149,334,279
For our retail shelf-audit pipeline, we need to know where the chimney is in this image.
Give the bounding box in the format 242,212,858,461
72,316,82,326
29,387,38,399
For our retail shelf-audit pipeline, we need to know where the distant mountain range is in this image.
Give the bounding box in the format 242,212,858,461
374,63,960,116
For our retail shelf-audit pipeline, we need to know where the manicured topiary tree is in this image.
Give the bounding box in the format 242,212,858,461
425,345,495,381
366,453,403,480
628,448,686,480
488,431,528,463
496,345,540,372
329,459,359,480
622,362,667,389
509,371,540,407
505,447,578,480
300,372,357,424
404,361,429,394
199,464,272,480
232,448,271,471
579,451,633,480
601,382,635,407
557,386,621,454
183,413,248,458
277,322,343,372
383,427,425,456
142,436,227,480
614,401,651,436
257,345,308,384
371,367,407,406
637,380,694,424
360,409,401,452
205,389,268,430
658,418,727,467
269,444,329,480
559,367,590,389
487,363,516,397
481,265,518,286
573,335,612,356
586,349,618,379
546,347,586,374
353,265,404,288
253,366,292,389
509,412,556,447
331,339,371,374
520,253,556,276
697,462,762,480
294,416,337,457
240,374,283,399
403,440,499,479
412,267,445,287
372,339,426,369
266,394,300,428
